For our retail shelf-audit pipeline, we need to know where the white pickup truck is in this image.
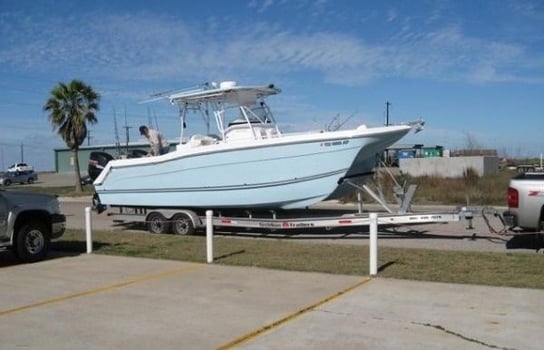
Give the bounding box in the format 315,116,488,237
503,172,544,232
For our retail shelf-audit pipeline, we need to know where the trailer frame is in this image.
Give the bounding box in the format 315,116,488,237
103,166,499,235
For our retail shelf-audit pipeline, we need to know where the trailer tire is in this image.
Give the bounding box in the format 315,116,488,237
170,213,195,235
147,212,170,234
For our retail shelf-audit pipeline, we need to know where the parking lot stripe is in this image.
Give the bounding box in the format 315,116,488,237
0,263,205,317
215,277,372,350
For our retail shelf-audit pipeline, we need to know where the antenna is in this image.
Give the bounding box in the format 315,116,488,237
325,114,340,131
147,107,153,129
123,106,132,154
113,106,121,158
153,110,160,131
326,113,354,131
385,101,391,126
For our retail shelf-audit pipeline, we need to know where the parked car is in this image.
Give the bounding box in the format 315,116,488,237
7,162,33,172
0,171,38,186
0,189,66,262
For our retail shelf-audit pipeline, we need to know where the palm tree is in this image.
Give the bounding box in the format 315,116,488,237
44,80,100,192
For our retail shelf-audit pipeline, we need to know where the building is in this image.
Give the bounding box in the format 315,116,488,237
384,144,443,166
54,142,178,173
384,145,499,177
399,156,500,177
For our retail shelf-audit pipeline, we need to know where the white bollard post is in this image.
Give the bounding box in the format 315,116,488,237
85,206,92,254
206,210,213,263
369,212,378,276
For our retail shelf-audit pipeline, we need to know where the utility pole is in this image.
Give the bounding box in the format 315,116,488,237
113,106,121,158
87,130,92,145
385,101,391,126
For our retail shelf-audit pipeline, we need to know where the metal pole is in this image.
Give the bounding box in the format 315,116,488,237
357,191,363,214
85,207,93,253
206,210,213,263
385,101,391,126
369,213,378,276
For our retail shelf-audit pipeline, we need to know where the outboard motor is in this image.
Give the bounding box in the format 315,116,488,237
88,151,114,182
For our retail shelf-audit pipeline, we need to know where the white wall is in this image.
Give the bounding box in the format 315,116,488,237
399,156,499,178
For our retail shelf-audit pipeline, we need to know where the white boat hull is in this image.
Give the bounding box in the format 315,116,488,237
94,126,411,209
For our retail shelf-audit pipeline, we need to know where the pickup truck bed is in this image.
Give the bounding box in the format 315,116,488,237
503,172,544,232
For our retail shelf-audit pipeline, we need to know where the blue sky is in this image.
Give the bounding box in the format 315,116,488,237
1,0,543,171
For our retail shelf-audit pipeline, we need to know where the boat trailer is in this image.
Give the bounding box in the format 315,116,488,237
104,172,506,235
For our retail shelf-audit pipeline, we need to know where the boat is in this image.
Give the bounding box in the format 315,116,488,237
92,81,424,210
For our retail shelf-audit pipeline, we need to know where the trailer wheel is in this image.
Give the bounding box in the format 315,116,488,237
170,213,195,235
146,212,170,234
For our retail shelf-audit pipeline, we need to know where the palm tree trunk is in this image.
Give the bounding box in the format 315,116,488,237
72,149,83,192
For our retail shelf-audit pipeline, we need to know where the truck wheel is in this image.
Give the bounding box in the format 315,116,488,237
28,178,34,184
4,179,11,186
14,221,50,263
147,212,170,234
170,213,195,235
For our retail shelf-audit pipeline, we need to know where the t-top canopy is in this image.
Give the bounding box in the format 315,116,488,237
168,81,281,107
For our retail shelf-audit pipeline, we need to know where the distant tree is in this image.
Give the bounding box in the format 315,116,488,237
463,131,483,150
44,80,100,192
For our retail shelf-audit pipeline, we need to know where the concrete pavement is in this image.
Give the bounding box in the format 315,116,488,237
0,254,542,350
3,175,541,348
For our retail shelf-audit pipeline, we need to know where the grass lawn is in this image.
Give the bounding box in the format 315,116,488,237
55,229,544,290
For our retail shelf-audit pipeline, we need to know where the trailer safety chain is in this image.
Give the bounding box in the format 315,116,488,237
480,207,509,235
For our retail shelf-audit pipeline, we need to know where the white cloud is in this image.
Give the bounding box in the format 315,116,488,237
387,8,397,22
1,8,542,89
